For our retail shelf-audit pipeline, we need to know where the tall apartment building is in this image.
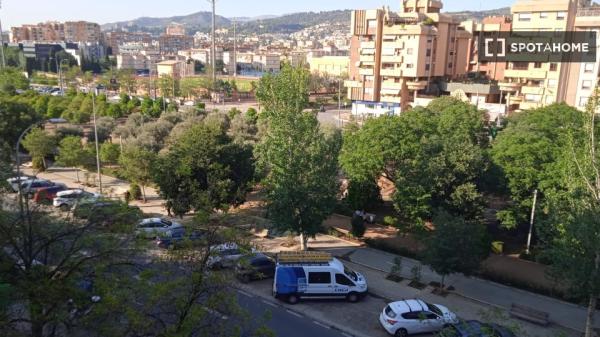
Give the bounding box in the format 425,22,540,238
10,21,101,43
159,24,193,54
497,0,578,111
345,0,471,115
105,31,152,54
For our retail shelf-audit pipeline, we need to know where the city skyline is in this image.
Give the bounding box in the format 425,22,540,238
2,0,512,29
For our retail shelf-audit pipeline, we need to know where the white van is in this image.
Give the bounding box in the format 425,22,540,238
272,251,368,304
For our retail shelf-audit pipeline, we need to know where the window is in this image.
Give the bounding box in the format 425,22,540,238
426,49,431,57
401,312,421,320
585,63,595,73
550,63,558,71
580,96,589,107
406,63,414,69
548,79,558,88
308,272,331,284
518,13,532,21
335,274,355,286
406,48,413,55
385,306,397,318
540,12,549,19
534,62,542,69
425,64,431,71
582,80,593,89
557,12,566,20
425,312,438,319
448,62,453,68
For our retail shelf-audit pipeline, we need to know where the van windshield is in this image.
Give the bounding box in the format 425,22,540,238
344,266,358,281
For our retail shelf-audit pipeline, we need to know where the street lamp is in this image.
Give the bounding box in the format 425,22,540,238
89,85,103,194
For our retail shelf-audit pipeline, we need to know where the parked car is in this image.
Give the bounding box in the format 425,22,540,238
438,320,515,337
33,185,68,204
379,299,458,337
135,218,183,239
273,251,368,304
6,175,35,191
207,243,251,269
73,199,142,227
235,253,276,283
155,230,205,249
16,179,59,194
53,189,101,211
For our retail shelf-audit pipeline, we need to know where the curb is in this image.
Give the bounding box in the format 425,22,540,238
234,283,374,337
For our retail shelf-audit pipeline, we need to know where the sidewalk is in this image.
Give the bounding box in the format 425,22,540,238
341,246,599,334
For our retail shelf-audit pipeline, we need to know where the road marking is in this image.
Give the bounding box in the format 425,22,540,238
286,309,303,318
261,300,277,308
313,321,331,329
236,289,253,298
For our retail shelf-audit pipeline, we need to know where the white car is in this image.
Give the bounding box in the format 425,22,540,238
53,189,101,211
135,218,183,239
379,299,458,337
6,176,34,191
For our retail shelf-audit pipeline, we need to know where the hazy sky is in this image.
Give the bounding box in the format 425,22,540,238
1,0,515,28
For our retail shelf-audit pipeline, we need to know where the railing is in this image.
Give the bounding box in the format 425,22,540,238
577,7,600,17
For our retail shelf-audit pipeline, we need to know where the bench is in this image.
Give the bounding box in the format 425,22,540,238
509,303,550,326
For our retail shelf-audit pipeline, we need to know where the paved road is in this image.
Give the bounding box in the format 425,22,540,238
237,290,351,337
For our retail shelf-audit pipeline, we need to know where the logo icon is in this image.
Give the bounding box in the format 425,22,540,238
484,38,506,58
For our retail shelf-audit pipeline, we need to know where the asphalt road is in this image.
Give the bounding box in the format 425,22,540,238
236,289,351,337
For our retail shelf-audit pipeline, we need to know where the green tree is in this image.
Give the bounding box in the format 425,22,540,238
21,128,56,170
256,65,340,250
345,179,382,211
119,146,156,202
0,97,40,154
99,142,120,165
117,69,137,94
56,136,86,182
153,123,254,217
0,67,29,93
422,211,490,289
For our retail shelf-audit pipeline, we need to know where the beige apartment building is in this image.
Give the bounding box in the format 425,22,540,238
10,21,101,43
345,0,471,115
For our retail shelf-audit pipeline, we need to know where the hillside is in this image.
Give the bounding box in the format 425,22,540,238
101,12,231,35
446,7,511,21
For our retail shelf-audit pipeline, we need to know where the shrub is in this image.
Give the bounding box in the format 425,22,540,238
410,264,422,283
383,216,398,227
351,214,366,238
129,183,142,200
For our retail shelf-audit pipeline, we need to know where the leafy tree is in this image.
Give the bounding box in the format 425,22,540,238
95,116,116,143
0,67,29,93
21,128,56,170
229,112,258,145
119,146,156,202
99,142,120,165
491,103,586,229
153,123,254,217
256,65,340,250
56,136,86,181
422,211,490,289
117,69,137,94
246,107,258,124
345,179,382,211
0,97,40,153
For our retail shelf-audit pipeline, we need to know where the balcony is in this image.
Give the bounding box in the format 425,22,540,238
360,54,375,62
498,82,522,92
360,41,376,49
381,81,403,90
359,68,374,76
381,55,403,63
406,80,428,90
521,86,545,95
380,68,403,77
504,69,548,80
344,80,363,88
382,41,404,49
441,81,500,95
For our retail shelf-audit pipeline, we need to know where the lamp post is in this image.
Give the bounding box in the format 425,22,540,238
90,85,103,194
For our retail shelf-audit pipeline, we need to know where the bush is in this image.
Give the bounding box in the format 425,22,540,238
351,214,366,238
383,216,398,227
129,183,142,200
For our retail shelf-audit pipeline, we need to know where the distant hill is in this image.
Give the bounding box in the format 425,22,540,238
446,7,511,21
101,7,511,36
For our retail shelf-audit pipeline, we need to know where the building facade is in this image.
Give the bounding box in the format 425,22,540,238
10,21,101,44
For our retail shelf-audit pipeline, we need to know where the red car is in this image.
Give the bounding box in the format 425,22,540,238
32,186,68,204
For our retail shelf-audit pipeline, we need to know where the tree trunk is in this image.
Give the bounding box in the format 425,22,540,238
585,295,598,337
75,169,80,183
300,233,308,251
141,185,147,203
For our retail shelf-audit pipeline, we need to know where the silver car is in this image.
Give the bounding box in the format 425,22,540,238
135,218,183,239
53,189,101,211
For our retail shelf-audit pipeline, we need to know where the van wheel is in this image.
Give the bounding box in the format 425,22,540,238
287,294,299,305
346,292,359,303
394,328,407,337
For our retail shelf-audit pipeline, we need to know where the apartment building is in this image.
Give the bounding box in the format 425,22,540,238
105,31,152,54
345,0,471,115
166,23,186,36
10,21,101,44
254,54,281,73
156,60,195,79
309,56,350,77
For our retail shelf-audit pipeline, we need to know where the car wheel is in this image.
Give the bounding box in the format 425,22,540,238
59,204,70,212
287,294,299,305
394,328,408,337
346,292,359,303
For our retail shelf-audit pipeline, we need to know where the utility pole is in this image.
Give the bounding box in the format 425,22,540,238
233,20,237,77
338,78,342,128
91,86,103,194
208,0,217,85
0,0,5,69
525,189,538,255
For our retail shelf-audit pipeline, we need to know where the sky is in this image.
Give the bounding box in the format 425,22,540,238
1,0,515,28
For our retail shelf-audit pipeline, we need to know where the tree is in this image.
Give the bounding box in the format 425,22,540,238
117,69,137,94
99,142,120,165
153,123,254,217
56,136,86,182
344,179,382,211
256,65,340,250
422,211,490,289
119,146,156,202
21,128,56,170
0,97,40,154
0,67,29,94
491,103,586,229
